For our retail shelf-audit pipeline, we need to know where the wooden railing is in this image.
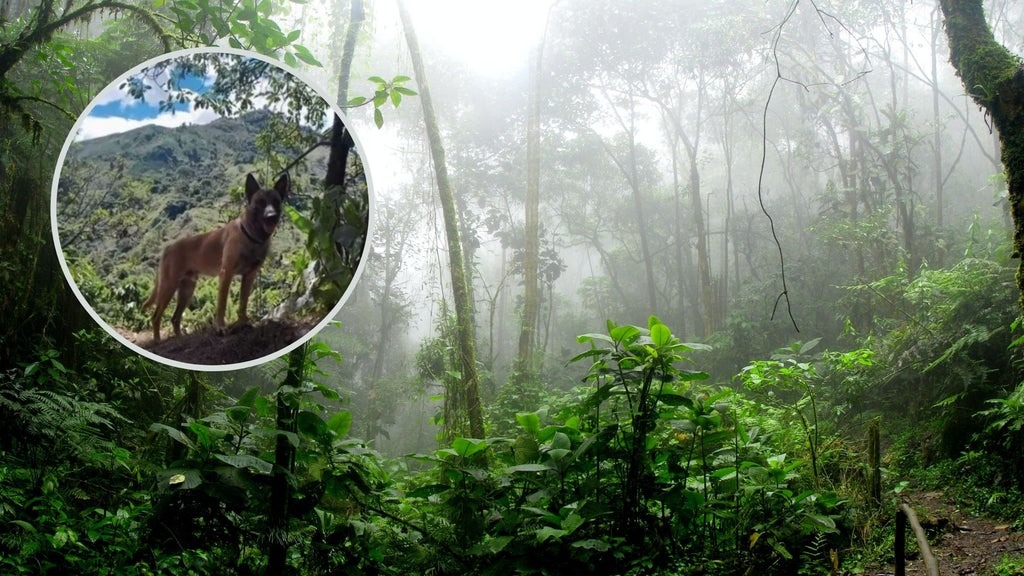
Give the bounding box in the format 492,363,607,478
895,502,940,576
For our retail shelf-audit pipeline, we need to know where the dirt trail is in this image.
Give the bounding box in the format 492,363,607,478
872,491,1024,576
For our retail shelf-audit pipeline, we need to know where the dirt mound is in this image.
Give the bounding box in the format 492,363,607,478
125,319,318,367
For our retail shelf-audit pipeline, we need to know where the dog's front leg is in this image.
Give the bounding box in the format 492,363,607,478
215,266,233,333
236,269,258,327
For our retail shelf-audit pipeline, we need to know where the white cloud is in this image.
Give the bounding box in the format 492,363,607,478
74,105,222,141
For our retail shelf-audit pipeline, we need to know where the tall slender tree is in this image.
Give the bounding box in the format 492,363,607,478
397,0,484,439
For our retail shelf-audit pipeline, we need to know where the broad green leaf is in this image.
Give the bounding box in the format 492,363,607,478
374,108,384,128
657,393,693,408
226,405,251,424
609,324,641,345
293,44,322,66
11,519,35,532
347,95,368,106
650,322,672,347
572,539,610,551
406,484,449,498
482,535,513,553
535,526,566,542
327,411,352,437
576,332,614,344
150,423,193,449
296,410,328,439
516,412,541,435
392,75,411,83
452,437,488,458
214,453,273,475
799,337,822,355
236,387,261,408
550,431,571,451
506,463,551,473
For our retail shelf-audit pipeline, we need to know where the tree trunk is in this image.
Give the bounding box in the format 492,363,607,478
516,41,542,375
267,344,305,575
397,0,484,439
939,0,1024,309
931,6,945,231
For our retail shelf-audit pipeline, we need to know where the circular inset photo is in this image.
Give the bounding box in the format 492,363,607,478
52,48,373,371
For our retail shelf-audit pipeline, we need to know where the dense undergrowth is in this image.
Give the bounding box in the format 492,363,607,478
3,263,1023,576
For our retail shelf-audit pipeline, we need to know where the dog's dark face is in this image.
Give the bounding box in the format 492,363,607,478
244,173,290,236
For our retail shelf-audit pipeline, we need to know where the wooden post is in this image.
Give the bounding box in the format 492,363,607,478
869,418,881,507
895,507,906,576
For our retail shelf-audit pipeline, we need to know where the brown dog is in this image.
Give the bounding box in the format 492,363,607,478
142,173,290,342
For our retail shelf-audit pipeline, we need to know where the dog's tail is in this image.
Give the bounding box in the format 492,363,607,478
141,266,158,312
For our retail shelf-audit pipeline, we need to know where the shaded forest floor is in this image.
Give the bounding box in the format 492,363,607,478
866,491,1024,576
121,318,317,365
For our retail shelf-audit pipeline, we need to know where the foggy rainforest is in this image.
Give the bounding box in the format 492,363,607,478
4,0,1024,574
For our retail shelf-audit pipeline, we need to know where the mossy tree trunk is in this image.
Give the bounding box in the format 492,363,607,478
939,0,1024,308
397,0,485,439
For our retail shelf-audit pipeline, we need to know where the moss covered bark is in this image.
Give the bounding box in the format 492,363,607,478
939,0,1024,309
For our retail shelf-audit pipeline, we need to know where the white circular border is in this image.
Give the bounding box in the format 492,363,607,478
50,46,377,372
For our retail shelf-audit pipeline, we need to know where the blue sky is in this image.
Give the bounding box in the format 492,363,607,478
75,66,221,141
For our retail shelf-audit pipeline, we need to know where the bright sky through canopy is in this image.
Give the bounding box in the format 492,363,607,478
406,0,553,76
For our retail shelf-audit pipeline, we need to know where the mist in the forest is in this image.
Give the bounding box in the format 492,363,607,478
274,0,1021,454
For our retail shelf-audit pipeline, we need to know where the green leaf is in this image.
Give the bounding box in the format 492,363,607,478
214,453,273,474
10,520,35,533
572,539,610,551
482,535,513,553
506,463,551,473
799,338,822,355
516,412,541,435
390,89,402,107
452,437,489,458
650,322,672,347
296,410,328,439
293,44,322,67
406,484,449,498
327,411,352,437
368,75,386,84
284,51,298,68
226,405,251,424
392,75,411,83
374,108,384,129
657,393,693,408
609,324,641,345
237,387,261,408
347,95,368,106
163,468,202,490
394,86,418,96
535,526,566,542
149,423,194,449
549,431,571,451
576,332,614,345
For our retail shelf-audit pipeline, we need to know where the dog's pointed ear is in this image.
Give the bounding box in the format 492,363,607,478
245,174,260,201
274,173,290,199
